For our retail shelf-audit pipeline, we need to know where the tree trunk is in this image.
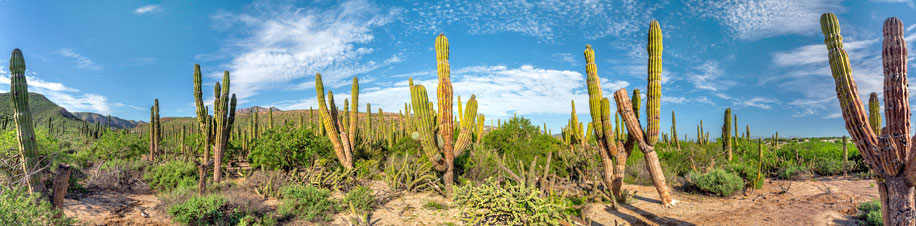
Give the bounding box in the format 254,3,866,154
51,164,70,210
879,176,916,226
197,162,207,195
612,141,631,200
643,150,673,205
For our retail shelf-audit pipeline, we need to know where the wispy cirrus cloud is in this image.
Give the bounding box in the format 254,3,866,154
686,60,736,91
55,48,102,71
204,0,402,101
134,5,161,15
685,0,845,40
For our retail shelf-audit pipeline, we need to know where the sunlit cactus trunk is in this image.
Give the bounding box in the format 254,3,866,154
611,20,675,206
314,73,356,168
820,13,915,226
212,71,237,183
583,44,621,202
10,49,47,197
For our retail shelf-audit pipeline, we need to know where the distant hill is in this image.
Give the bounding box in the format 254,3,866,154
236,106,281,114
72,112,140,129
0,92,81,125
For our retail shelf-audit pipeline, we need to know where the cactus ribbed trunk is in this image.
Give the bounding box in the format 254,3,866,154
869,92,882,135
821,13,916,226
436,33,456,196
723,108,732,161
192,64,210,195
583,44,622,201
212,71,237,184
10,49,47,197
315,73,355,168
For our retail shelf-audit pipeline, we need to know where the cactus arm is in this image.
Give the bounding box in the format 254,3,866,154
315,73,351,168
869,92,882,135
411,84,446,170
349,76,359,151
601,98,618,157
882,17,913,171
614,89,653,153
454,95,478,156
646,20,663,145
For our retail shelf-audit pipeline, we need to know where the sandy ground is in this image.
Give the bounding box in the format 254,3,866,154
64,176,879,226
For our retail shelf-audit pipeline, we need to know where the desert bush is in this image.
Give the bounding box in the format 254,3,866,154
238,214,277,226
353,159,380,180
343,186,375,215
277,184,339,222
689,169,744,197
479,117,567,178
0,187,74,226
87,159,151,193
812,157,845,176
77,131,147,167
145,160,198,191
248,125,333,171
777,165,811,180
452,178,567,225
246,169,290,199
383,152,438,192
168,195,244,226
857,199,882,226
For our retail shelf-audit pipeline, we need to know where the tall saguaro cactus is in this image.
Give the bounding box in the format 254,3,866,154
409,34,479,196
10,49,46,196
820,14,915,226
212,71,237,183
611,20,676,206
192,64,211,195
723,108,732,161
583,44,622,201
149,99,160,160
315,73,356,168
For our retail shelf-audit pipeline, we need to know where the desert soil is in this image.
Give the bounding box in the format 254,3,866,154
64,176,879,226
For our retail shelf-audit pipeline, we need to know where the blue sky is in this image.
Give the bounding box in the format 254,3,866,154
0,0,914,138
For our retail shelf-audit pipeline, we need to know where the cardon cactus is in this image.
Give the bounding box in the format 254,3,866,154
583,44,621,203
409,34,479,196
150,99,160,160
723,108,732,161
315,73,356,168
192,64,212,194
212,71,237,183
476,114,485,144
610,20,675,206
10,49,46,196
868,92,881,135
820,13,916,225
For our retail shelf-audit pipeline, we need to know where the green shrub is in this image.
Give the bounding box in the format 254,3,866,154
344,186,375,214
238,214,277,226
423,200,449,210
277,185,338,222
857,199,882,226
812,158,844,176
689,169,744,197
453,178,566,225
475,117,567,178
145,161,198,191
168,195,243,226
0,187,74,226
88,131,147,163
777,165,811,180
248,126,333,171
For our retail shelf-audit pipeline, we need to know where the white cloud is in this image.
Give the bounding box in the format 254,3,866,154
281,65,630,118
551,53,577,65
406,0,662,43
0,70,124,115
716,93,779,110
662,96,715,105
54,48,102,71
134,5,161,15
205,0,401,100
685,0,845,40
686,60,736,91
869,0,915,8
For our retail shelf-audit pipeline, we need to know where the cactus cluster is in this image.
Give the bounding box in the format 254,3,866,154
315,73,357,169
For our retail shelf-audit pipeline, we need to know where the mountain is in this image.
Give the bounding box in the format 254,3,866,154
236,106,281,114
72,112,141,129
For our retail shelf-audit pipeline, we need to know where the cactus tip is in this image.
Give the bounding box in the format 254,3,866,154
10,48,25,74
586,44,591,49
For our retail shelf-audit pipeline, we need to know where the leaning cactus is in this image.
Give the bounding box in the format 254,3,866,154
315,73,356,168
584,44,622,202
611,20,675,206
10,49,46,196
820,14,916,225
409,34,479,196
868,92,881,135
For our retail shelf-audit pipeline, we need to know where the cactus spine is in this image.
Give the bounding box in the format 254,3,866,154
869,92,881,135
820,13,916,226
611,20,675,206
212,71,237,183
723,108,732,161
315,73,356,168
10,49,46,196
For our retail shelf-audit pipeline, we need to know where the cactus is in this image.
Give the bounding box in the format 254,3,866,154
583,44,622,203
212,71,237,183
476,114,485,144
610,20,675,206
192,65,212,194
820,14,916,225
268,107,273,129
408,34,478,196
868,92,881,135
315,73,356,168
10,49,46,196
671,111,680,149
150,99,160,160
349,77,359,148
723,108,732,161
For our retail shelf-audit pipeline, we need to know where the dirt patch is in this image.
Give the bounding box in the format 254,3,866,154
64,192,171,226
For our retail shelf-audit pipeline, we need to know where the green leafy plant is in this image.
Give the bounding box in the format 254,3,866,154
857,199,882,226
423,200,449,210
689,169,744,197
452,178,567,225
145,160,198,191
277,184,339,222
168,195,243,226
343,186,375,215
0,187,74,226
248,125,333,171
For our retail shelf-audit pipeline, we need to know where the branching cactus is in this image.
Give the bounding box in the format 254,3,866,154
315,73,356,168
584,44,623,201
212,71,237,183
820,13,915,225
10,49,46,196
409,34,479,196
611,20,676,207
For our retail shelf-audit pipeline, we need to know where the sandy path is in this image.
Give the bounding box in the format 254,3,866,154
64,192,172,226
